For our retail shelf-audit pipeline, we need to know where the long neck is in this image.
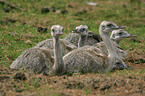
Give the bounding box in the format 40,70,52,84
52,37,65,75
111,39,122,45
78,35,87,48
99,29,118,70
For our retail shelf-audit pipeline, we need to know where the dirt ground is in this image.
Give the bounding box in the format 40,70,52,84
0,68,144,96
0,50,145,96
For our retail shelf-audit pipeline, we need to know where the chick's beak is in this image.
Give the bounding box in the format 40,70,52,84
111,26,126,29
57,31,63,36
121,33,137,38
72,29,80,33
129,34,137,37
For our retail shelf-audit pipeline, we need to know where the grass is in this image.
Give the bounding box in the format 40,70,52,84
0,0,145,95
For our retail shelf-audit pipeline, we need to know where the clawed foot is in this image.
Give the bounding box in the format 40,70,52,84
126,65,134,70
113,62,134,70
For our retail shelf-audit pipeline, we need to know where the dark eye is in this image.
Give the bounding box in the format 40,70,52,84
52,29,55,32
82,28,85,31
107,24,112,27
118,32,122,35
102,26,105,30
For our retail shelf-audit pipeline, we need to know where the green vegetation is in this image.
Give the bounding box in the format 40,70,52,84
0,0,144,95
